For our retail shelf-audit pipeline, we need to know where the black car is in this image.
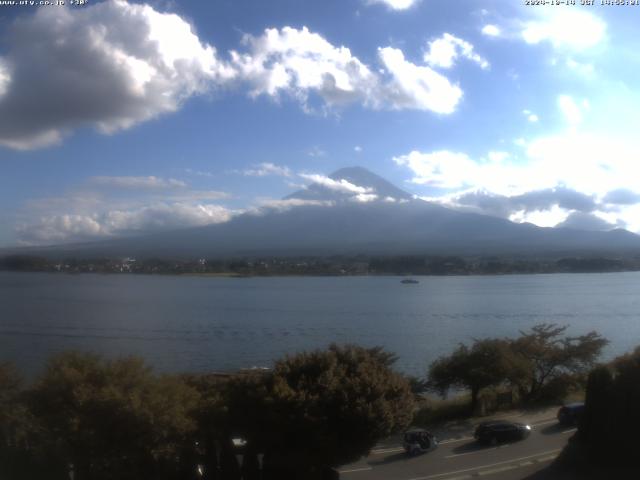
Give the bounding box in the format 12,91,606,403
557,402,585,426
474,420,531,445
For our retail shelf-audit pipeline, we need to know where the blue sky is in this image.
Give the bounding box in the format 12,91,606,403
1,0,640,247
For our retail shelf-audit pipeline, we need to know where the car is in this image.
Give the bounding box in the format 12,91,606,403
403,428,438,455
557,402,585,426
474,420,531,445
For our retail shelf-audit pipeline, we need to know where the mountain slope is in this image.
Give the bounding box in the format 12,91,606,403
9,167,640,259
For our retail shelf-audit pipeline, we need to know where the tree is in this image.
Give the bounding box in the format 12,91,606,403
428,339,517,413
580,364,614,460
511,324,608,401
184,373,228,480
0,363,48,480
28,351,200,480
569,347,640,473
258,344,414,479
0,362,23,449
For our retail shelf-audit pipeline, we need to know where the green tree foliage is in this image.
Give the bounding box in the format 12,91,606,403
428,339,518,413
427,324,607,410
28,351,200,480
511,324,608,401
2,345,414,480
405,375,429,397
257,344,414,478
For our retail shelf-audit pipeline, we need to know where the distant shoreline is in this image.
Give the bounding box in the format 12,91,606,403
3,269,640,279
3,253,640,277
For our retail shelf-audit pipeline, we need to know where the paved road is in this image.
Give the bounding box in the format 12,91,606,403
339,417,575,480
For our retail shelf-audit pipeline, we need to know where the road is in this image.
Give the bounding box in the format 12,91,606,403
338,417,575,480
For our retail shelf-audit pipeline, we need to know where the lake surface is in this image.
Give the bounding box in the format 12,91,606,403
2,271,640,378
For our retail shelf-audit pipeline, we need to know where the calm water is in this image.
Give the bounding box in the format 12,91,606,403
2,271,640,378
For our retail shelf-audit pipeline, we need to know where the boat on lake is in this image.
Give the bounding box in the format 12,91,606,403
400,278,419,284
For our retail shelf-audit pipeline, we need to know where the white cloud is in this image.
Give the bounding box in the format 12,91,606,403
423,33,489,70
307,146,327,158
397,131,640,199
231,26,378,109
614,204,640,233
431,187,597,220
509,205,568,228
162,190,231,202
352,193,378,203
365,0,420,11
16,202,232,245
184,168,216,178
0,0,235,150
249,198,334,214
521,10,606,50
481,25,501,37
0,12,471,150
522,109,539,123
15,173,233,244
378,47,463,114
401,124,640,196
242,163,292,177
524,132,640,196
487,151,509,163
557,95,583,126
393,150,478,188
299,173,372,195
566,58,594,76
234,27,466,115
89,176,187,190
0,59,9,98
354,145,363,153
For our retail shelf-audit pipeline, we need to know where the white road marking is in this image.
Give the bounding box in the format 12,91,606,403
406,448,561,480
339,466,373,474
561,428,577,434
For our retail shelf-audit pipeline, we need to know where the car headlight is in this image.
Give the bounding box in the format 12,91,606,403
525,425,532,430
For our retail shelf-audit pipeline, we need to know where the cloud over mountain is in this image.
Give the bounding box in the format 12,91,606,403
436,187,598,220
12,167,640,257
16,203,232,245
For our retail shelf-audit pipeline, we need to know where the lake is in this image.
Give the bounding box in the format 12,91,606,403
2,271,640,378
